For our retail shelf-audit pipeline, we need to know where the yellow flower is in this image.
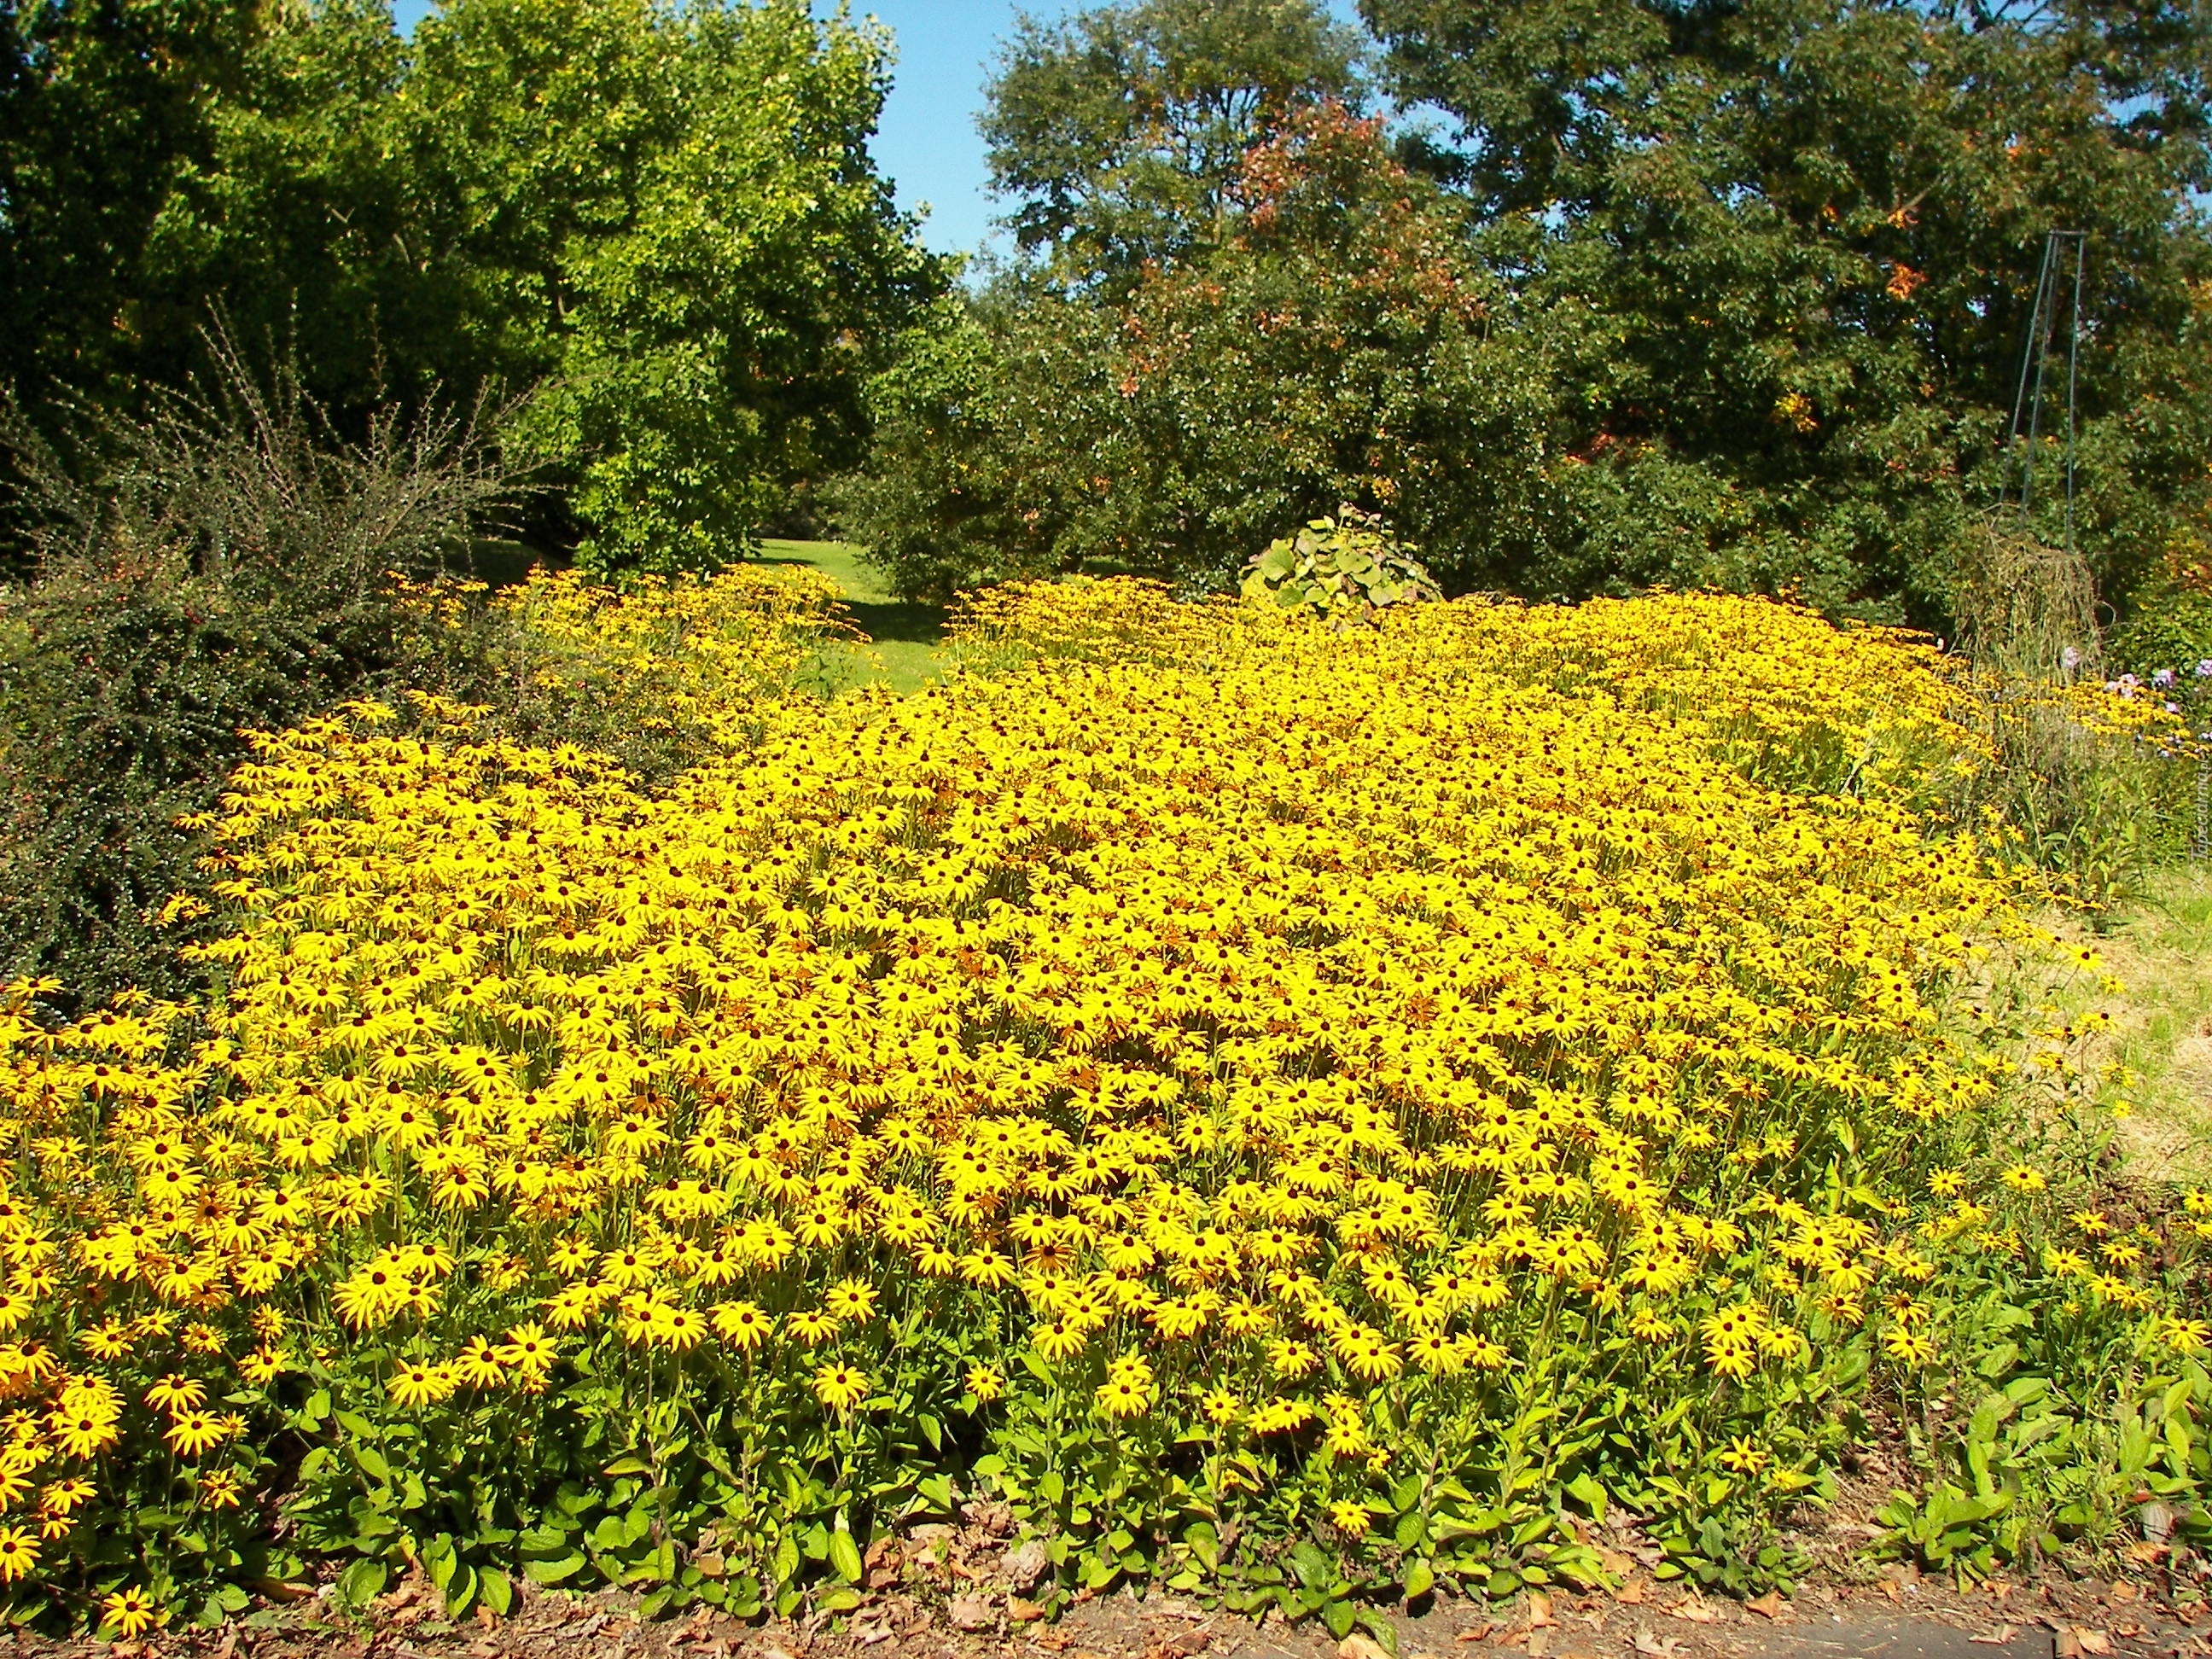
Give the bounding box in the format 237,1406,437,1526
710,1301,772,1349
824,1278,877,1325
164,1410,231,1458
1715,1436,1770,1474
812,1363,868,1413
39,1477,92,1516
452,1336,506,1389
1032,1319,1087,1362
1095,1375,1150,1418
498,1324,556,1391
101,1586,159,1639
1328,1500,1371,1538
0,1522,35,1582
200,1470,245,1509
786,1309,839,1347
964,1363,1004,1402
387,1363,454,1409
143,1373,207,1413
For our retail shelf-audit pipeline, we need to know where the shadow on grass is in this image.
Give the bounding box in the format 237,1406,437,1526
756,557,946,649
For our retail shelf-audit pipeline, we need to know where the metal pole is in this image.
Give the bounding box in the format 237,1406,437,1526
2064,231,2083,558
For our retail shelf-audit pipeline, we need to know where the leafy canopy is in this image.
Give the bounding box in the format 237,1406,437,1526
982,0,1368,288
0,0,941,574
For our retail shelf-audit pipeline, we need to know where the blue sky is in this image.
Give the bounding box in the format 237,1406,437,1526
386,2,1363,258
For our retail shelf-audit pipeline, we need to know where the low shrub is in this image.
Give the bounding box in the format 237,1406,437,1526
0,352,515,1007
0,584,2199,1637
0,353,854,1010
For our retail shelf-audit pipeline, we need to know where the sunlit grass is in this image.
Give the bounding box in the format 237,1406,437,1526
757,538,946,696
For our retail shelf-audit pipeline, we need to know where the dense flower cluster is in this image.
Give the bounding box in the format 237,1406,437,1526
0,579,2195,1628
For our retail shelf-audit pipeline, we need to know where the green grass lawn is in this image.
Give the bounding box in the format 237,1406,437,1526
2096,870,2212,1179
2033,868,2212,1181
757,538,947,696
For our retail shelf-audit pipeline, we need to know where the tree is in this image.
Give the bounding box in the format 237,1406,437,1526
837,107,1552,598
982,0,1367,288
2,0,942,575
1363,0,2212,619
0,0,269,409
400,0,941,574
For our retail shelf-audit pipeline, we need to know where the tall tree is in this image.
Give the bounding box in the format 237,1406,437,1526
1362,0,2212,618
399,0,942,573
1,0,941,574
982,0,1367,288
839,107,1551,598
0,0,268,408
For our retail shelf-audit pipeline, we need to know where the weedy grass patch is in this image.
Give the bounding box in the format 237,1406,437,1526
0,577,2203,1639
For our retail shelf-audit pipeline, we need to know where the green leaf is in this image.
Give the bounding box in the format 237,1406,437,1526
1403,1559,1435,1603
444,1564,479,1618
522,1552,586,1586
1565,1473,1609,1522
336,1558,388,1608
1289,1540,1332,1588
480,1568,515,1617
829,1529,864,1586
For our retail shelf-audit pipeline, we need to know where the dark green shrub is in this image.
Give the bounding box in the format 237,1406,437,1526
0,343,517,1005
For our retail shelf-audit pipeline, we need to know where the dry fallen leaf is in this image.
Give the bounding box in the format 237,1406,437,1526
1615,1578,1647,1607
1633,1632,1681,1657
1525,1631,1549,1659
1746,1591,1784,1621
1340,1635,1394,1659
2075,1628,2114,1656
1528,1592,1556,1628
2115,1626,2144,1640
2110,1582,2142,1604
1456,1624,1495,1644
1671,1598,1721,1625
946,1594,997,1632
1970,1627,2017,1645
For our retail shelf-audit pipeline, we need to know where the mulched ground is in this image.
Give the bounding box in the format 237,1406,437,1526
47,1497,2212,1659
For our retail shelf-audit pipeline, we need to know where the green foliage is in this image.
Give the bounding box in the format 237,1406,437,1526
1361,0,2212,623
981,0,1367,286
1240,506,1440,626
837,108,1551,597
850,0,2210,621
1,0,940,573
2113,580,2212,682
404,0,940,576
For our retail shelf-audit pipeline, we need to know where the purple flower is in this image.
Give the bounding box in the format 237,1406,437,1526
2197,659,2212,678
2154,667,2177,689
2062,645,2082,672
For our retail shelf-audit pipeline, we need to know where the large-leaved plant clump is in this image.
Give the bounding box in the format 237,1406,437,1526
1240,505,1440,628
